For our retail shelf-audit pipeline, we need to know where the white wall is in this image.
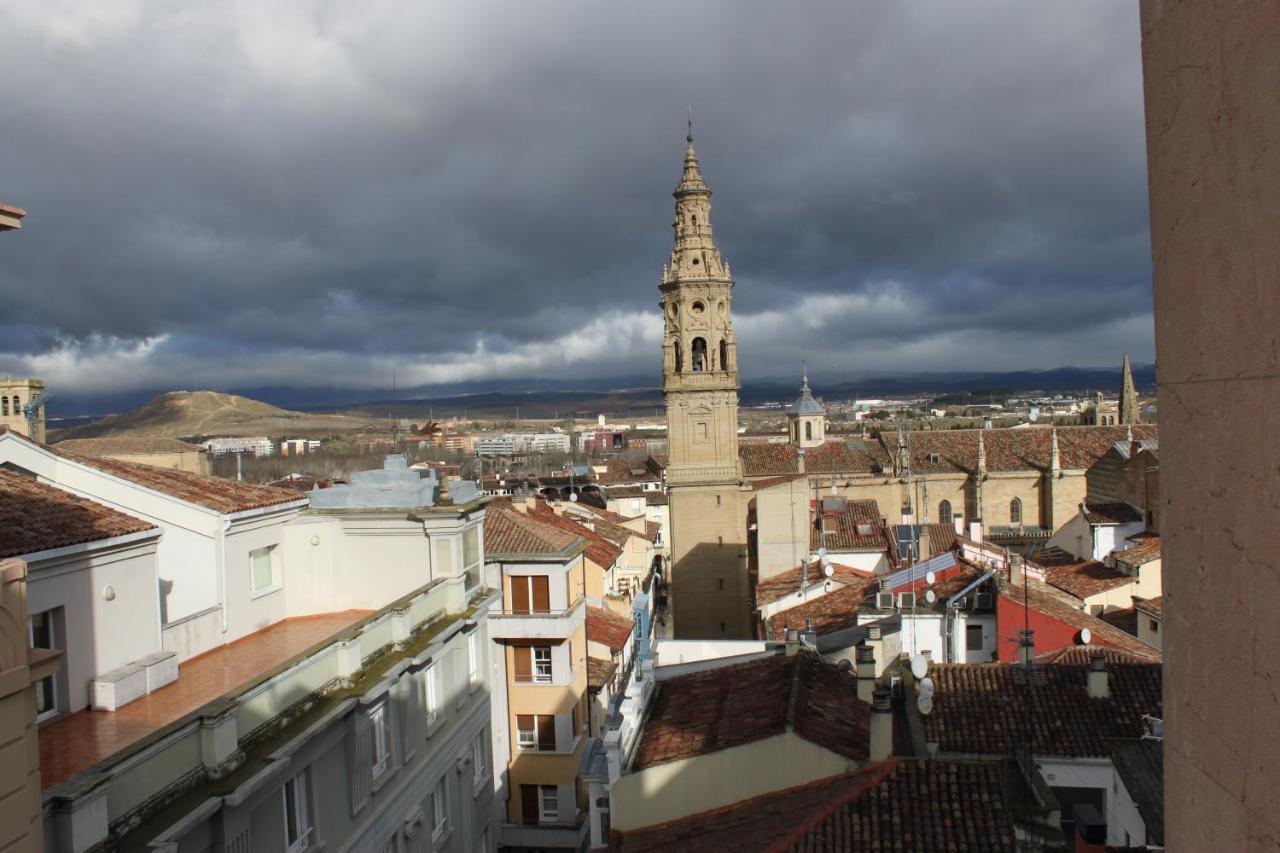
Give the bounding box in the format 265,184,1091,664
1038,757,1147,848
26,535,162,712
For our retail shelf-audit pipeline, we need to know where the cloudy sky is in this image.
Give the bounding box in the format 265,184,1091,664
0,1,1153,400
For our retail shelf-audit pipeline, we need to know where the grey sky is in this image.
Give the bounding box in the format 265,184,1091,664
0,1,1152,395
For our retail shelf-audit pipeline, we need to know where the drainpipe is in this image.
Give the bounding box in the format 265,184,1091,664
218,516,232,634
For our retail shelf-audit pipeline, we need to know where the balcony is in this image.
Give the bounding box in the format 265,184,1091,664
487,597,585,641
499,810,588,850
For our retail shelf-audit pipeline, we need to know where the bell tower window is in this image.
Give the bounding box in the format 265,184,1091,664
673,339,682,373
719,338,727,371
691,338,707,372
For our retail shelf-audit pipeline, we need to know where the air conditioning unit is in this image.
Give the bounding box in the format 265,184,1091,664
955,595,970,610
975,592,994,610
898,592,916,610
876,592,895,610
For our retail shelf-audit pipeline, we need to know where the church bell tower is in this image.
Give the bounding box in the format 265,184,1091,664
661,125,748,638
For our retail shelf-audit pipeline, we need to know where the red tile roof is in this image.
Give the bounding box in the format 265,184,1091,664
527,503,622,568
766,580,878,638
812,499,889,552
756,561,877,608
0,470,157,558
587,605,634,653
483,499,583,558
1082,502,1145,525
999,576,1161,662
1116,536,1162,568
54,437,207,455
618,758,1030,853
1033,645,1152,665
1133,595,1163,618
1042,559,1135,600
56,448,301,514
740,440,889,478
892,425,1159,475
597,456,664,486
632,652,870,770
587,656,617,693
924,661,1163,757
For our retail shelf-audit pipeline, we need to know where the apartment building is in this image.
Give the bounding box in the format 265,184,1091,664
474,433,570,457
482,499,594,850
204,436,276,457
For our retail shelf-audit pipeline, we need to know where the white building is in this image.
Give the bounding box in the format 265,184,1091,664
204,436,276,457
474,433,571,456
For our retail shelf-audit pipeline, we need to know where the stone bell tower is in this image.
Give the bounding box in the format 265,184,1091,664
661,125,749,638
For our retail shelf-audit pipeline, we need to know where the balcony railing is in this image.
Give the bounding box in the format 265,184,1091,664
488,597,585,640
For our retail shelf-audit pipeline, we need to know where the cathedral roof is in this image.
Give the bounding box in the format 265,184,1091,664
786,376,826,416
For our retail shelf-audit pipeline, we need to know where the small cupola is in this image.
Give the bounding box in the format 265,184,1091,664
787,365,827,448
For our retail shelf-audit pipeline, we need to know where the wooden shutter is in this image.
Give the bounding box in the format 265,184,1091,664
521,784,540,825
532,576,551,612
537,714,556,751
513,646,531,682
517,714,534,744
348,713,373,815
511,577,530,614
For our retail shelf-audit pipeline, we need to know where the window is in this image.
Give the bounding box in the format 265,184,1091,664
370,701,391,779
425,664,441,726
463,526,481,589
510,575,551,614
467,632,481,686
939,500,952,523
1009,498,1023,525
966,624,984,651
472,733,488,786
515,714,556,751
719,338,727,370
533,646,552,682
513,645,553,683
434,537,455,577
805,421,813,441
282,768,313,853
430,776,448,839
250,545,278,593
691,337,707,371
673,338,682,372
1150,618,1159,633
540,785,559,821
1,397,7,416
29,609,60,721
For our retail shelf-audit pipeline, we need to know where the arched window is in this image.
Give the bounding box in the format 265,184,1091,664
673,339,682,373
12,396,20,412
804,421,813,441
691,337,707,372
939,500,952,523
719,338,728,371
1010,498,1022,524
1,398,7,416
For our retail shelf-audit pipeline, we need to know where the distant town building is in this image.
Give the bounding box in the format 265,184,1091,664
54,436,211,474
203,435,275,457
475,432,570,456
279,437,321,456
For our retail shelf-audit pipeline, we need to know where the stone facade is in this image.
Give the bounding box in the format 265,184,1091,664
0,379,46,443
661,130,750,638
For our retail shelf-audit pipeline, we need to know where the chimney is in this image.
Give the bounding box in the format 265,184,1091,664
856,644,876,703
800,617,817,650
436,472,452,505
784,627,800,656
1087,653,1110,699
869,687,893,761
916,525,930,561
967,519,984,543
866,623,882,642
797,446,806,475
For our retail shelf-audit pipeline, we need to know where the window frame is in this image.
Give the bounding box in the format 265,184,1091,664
468,632,481,686
28,608,60,721
282,767,314,853
1009,498,1023,525
472,732,488,788
370,700,391,780
431,775,448,840
532,646,553,683
249,544,281,596
539,785,559,822
425,663,441,728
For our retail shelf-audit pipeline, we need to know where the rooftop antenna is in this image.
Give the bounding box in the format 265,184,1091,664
687,106,693,142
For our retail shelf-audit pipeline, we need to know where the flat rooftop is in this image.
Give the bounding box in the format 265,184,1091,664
39,610,371,789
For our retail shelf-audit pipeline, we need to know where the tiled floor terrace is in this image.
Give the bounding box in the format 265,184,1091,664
39,610,372,789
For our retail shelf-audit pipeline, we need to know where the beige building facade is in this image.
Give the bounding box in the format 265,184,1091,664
660,129,752,639
53,437,211,475
0,379,47,443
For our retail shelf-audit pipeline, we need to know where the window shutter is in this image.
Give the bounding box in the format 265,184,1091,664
511,577,530,614
537,715,556,751
514,646,532,682
532,576,550,612
401,678,419,761
348,713,373,815
521,784,540,825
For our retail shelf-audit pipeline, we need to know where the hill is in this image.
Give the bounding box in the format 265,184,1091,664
51,391,385,441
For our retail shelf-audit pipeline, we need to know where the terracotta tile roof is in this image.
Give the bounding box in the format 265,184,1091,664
587,605,634,653
1116,536,1162,568
999,576,1161,662
750,473,808,491
483,499,583,558
598,456,664,485
886,523,958,566
812,499,889,552
1083,502,1144,525
527,503,622,568
54,437,206,455
0,470,157,558
891,425,1158,475
587,656,617,693
1133,595,1163,618
644,520,661,542
740,440,889,478
645,492,668,506
54,448,302,514
1098,606,1139,636
1033,645,1152,665
757,561,877,608
618,758,1030,853
632,652,870,770
606,485,647,498
766,580,878,637
925,660,1162,757
1042,559,1135,600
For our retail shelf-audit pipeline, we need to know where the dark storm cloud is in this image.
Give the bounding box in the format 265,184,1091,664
0,1,1152,393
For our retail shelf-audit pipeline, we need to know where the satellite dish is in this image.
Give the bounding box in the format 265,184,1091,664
925,571,936,585
919,676,934,698
823,563,834,578
1078,627,1092,645
910,654,928,680
917,695,933,716
925,589,936,604
569,493,579,502
830,483,838,495
817,546,827,559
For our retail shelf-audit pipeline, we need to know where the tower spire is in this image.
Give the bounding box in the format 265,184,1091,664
1120,353,1141,425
